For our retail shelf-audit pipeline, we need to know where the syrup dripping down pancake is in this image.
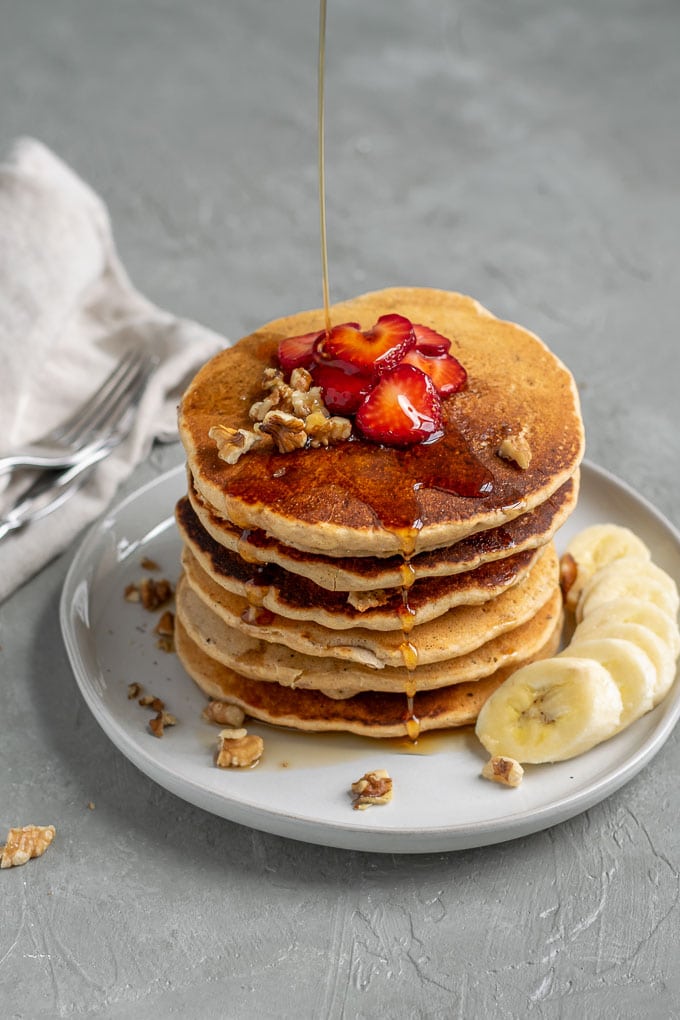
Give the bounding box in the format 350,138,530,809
176,495,544,631
175,614,562,738
176,574,563,696
180,542,560,669
186,469,579,592
178,287,584,557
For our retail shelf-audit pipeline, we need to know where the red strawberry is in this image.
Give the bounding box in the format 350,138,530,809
401,347,467,396
278,330,323,374
311,363,373,414
412,323,452,355
315,314,416,378
355,364,443,446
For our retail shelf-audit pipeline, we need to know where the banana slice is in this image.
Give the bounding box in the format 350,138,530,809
477,523,679,769
563,524,650,612
577,559,679,623
574,616,679,706
475,657,623,763
576,598,680,657
564,637,656,730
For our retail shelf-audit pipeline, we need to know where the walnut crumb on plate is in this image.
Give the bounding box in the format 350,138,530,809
350,769,393,810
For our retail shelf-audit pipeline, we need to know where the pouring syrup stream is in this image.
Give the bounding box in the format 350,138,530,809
318,0,332,337
317,0,420,737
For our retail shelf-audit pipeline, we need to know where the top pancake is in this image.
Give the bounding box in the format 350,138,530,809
179,288,584,557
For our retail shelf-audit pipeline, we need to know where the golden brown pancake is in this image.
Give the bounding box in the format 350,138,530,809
176,574,563,695
180,541,560,668
178,288,584,557
186,469,579,591
176,495,543,630
175,613,562,738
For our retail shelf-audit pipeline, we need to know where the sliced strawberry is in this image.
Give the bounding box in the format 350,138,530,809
278,330,323,374
311,362,373,414
412,323,452,355
401,347,467,396
355,364,443,446
315,314,416,378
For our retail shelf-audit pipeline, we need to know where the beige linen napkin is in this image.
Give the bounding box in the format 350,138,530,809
0,138,224,602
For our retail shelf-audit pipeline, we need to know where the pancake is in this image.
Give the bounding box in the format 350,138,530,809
187,468,579,591
180,541,560,668
176,574,563,695
178,287,584,557
176,495,543,630
175,613,562,738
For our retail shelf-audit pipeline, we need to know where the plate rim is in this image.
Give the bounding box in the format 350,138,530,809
59,459,680,853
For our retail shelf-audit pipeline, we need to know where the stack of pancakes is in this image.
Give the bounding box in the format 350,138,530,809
175,288,584,739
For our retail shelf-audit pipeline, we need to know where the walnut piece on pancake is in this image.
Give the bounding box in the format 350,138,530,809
481,755,524,788
497,428,532,470
350,769,393,810
203,700,246,728
1,825,55,869
209,424,266,464
258,410,308,453
216,728,264,768
210,363,351,463
347,588,390,612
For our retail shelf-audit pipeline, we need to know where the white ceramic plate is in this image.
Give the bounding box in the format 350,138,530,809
60,461,680,853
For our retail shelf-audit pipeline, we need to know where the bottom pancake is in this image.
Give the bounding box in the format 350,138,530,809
175,615,562,739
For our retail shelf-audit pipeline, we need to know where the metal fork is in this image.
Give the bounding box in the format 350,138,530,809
0,359,156,541
0,349,155,477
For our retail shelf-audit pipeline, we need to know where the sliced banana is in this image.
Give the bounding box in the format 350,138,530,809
563,524,650,612
575,598,680,657
564,637,656,730
574,617,678,706
475,657,623,764
477,522,679,768
577,559,679,623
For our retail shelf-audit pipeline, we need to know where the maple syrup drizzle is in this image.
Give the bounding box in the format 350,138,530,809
318,0,332,337
316,0,492,740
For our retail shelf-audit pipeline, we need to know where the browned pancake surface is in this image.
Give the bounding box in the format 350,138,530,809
179,288,584,555
176,495,542,630
187,469,578,590
175,615,561,737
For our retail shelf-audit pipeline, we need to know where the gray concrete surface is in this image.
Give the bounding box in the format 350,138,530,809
1,1,679,1017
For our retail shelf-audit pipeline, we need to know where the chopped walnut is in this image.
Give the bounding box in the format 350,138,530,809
127,682,142,700
140,557,160,571
258,410,308,453
216,729,264,768
241,605,275,626
124,576,173,610
305,410,352,448
211,360,352,462
154,610,175,652
261,366,287,391
203,700,246,728
1,825,55,868
139,694,165,710
209,424,266,464
149,709,177,738
481,755,524,788
347,588,390,612
560,552,578,605
350,769,393,810
497,430,532,470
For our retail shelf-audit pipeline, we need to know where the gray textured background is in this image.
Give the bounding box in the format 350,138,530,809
1,1,679,1017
